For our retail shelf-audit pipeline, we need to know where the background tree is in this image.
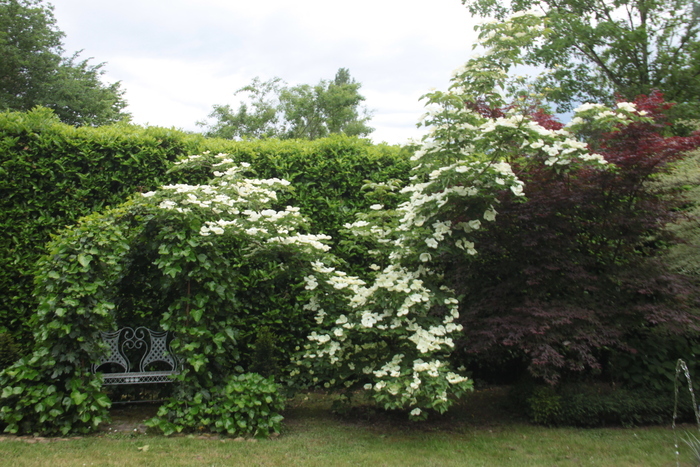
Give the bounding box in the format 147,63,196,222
0,0,129,125
462,0,700,121
199,68,373,140
199,77,282,140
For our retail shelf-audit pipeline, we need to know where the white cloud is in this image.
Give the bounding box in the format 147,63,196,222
51,0,481,144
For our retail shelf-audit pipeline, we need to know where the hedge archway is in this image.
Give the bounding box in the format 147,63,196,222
0,156,336,435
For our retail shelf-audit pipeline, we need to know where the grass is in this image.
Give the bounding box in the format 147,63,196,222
0,387,695,466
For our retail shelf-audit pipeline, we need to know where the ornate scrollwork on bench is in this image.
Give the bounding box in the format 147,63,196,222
92,327,179,385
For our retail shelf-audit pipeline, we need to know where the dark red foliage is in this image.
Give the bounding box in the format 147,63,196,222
451,94,700,384
529,107,564,131
465,99,506,119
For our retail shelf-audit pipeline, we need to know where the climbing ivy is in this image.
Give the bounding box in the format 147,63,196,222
0,156,338,435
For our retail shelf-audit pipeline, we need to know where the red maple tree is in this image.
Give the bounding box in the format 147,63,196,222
451,93,700,384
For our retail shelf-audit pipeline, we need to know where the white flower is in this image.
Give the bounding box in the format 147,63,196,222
361,312,378,328
574,102,606,113
419,253,432,262
579,153,608,164
510,184,524,196
335,315,348,325
370,204,384,210
594,110,615,120
483,207,497,222
425,238,439,249
446,372,468,384
410,408,422,416
616,102,637,113
465,241,476,255
159,200,177,210
304,275,318,290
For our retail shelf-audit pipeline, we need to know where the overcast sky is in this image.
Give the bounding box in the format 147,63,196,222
49,0,483,145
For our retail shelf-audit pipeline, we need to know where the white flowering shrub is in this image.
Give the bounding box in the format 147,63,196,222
0,152,343,435
290,11,652,420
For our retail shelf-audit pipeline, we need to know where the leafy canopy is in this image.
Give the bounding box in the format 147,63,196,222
0,0,129,125
462,0,700,118
199,68,373,140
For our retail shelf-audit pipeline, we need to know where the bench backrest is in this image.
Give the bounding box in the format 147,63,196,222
92,327,179,385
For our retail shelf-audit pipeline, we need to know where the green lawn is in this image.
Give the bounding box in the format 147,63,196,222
0,388,695,466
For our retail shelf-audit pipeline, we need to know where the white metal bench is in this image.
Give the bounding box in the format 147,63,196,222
92,327,180,385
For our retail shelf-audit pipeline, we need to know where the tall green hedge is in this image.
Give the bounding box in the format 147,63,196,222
0,108,410,344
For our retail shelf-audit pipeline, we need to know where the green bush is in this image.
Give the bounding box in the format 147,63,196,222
0,354,111,435
517,383,695,427
606,335,700,394
147,373,284,437
526,386,562,425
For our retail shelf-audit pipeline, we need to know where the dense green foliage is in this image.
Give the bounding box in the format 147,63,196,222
658,150,700,277
462,0,700,121
607,334,700,394
516,383,695,427
0,332,20,371
147,373,284,437
199,68,373,140
0,204,132,435
0,159,319,434
0,0,128,125
250,327,280,378
0,108,201,339
2,2,698,435
0,115,408,435
0,108,409,345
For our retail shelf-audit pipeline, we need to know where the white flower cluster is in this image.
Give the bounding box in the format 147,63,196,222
374,354,405,378
267,233,332,252
571,101,648,122
140,158,337,276
198,206,304,237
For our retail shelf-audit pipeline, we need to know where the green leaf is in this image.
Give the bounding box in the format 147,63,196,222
191,308,204,323
77,254,92,268
70,390,88,406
